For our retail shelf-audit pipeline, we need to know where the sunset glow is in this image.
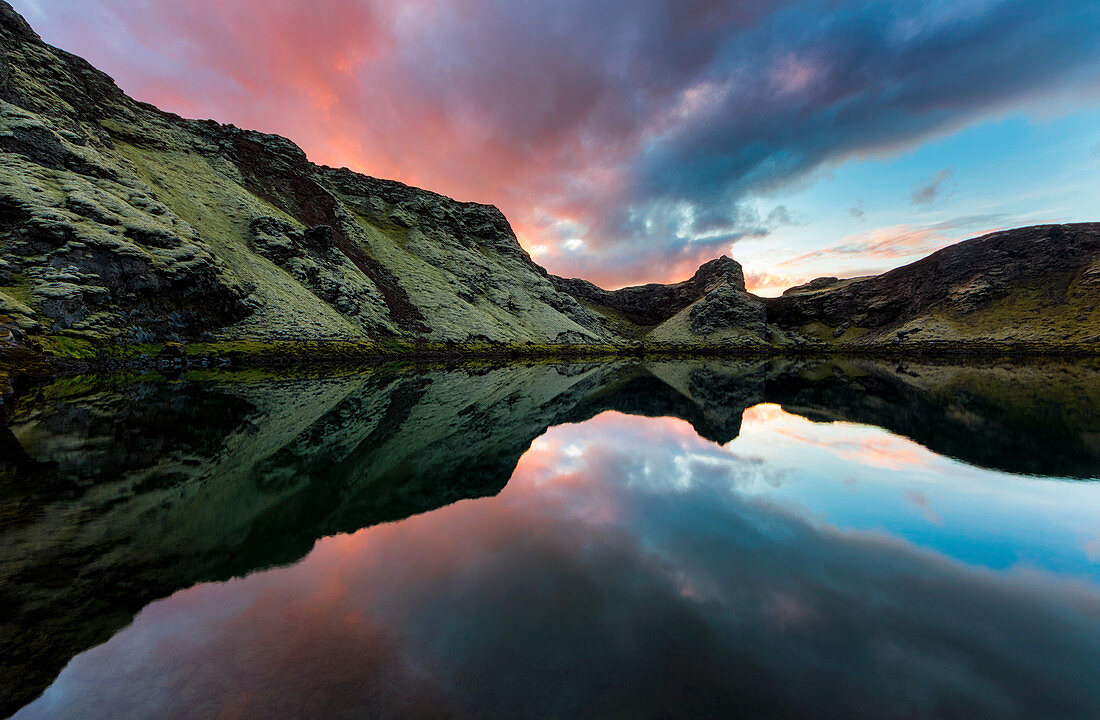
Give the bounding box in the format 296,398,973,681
16,0,1100,291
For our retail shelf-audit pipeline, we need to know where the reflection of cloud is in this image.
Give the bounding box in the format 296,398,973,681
741,403,790,425
1086,530,1100,561
905,489,943,525
763,590,818,629
751,406,941,473
838,436,935,471
22,411,1100,720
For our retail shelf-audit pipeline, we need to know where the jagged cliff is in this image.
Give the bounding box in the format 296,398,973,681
0,1,1097,359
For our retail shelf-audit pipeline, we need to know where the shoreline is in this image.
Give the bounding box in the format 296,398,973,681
3,337,1100,379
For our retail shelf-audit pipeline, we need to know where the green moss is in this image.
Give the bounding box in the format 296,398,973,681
34,335,98,359
934,278,1100,344
185,339,630,361
835,326,870,344
0,273,35,308
797,322,835,343
577,300,650,340
186,339,385,358
346,207,414,249
98,343,166,359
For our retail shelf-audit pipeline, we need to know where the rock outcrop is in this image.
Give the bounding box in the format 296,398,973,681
550,256,769,346
551,256,747,327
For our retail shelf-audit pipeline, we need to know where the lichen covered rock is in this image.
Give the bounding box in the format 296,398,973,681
689,284,766,336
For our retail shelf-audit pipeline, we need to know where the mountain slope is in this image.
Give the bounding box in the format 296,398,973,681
768,223,1100,352
0,2,607,348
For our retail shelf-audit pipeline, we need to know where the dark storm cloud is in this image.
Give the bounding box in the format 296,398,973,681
616,0,1099,247
393,0,1100,280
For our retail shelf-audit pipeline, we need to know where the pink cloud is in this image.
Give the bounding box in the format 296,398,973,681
746,219,1008,294
21,0,1099,289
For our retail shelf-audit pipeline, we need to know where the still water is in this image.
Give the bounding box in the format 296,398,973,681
2,359,1099,719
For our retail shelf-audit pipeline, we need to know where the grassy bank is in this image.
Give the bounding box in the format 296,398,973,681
3,334,1100,379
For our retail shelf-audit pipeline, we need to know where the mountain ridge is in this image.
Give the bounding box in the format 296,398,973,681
0,1,1097,362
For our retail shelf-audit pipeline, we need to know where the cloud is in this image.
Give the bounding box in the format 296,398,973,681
777,213,1004,267
17,0,1100,286
742,214,1008,293
905,489,944,525
798,224,953,264
912,167,957,205
24,412,1100,720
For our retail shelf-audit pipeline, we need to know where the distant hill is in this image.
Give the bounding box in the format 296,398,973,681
766,223,1100,352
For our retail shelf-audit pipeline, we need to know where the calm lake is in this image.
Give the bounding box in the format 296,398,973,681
2,359,1100,719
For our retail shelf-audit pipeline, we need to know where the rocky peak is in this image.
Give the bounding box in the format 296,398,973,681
0,2,36,42
691,255,746,292
549,254,752,327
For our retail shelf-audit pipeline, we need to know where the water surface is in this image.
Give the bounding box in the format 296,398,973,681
2,359,1099,719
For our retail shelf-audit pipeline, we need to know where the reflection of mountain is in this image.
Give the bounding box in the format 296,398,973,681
767,361,1100,479
1,360,1098,716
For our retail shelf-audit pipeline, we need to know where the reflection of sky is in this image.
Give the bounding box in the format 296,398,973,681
17,406,1100,719
732,405,1100,578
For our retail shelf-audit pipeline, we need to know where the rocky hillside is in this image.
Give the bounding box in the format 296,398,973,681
0,1,1096,358
767,223,1100,352
0,3,614,350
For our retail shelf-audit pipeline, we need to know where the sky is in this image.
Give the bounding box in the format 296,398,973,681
13,0,1100,293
